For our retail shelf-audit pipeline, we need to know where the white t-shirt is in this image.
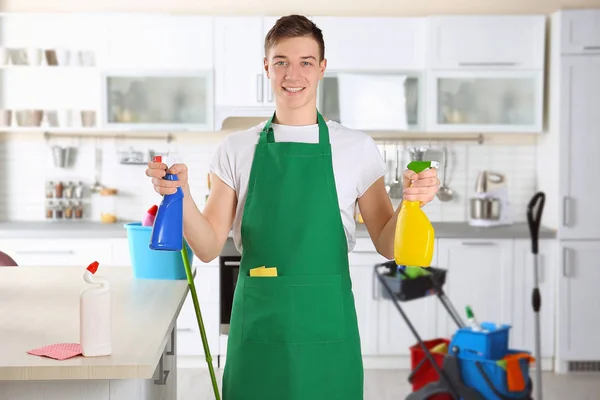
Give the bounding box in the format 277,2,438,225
209,119,387,253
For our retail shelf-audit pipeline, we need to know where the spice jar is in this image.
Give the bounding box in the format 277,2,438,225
46,201,54,219
74,201,83,219
46,181,54,198
54,181,64,199
99,188,118,223
64,201,74,219
74,181,84,199
64,182,74,199
54,202,64,219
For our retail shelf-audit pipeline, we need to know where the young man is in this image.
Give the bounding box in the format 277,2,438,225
146,15,439,400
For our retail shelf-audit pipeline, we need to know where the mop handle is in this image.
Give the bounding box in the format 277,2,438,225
181,243,222,400
527,192,545,255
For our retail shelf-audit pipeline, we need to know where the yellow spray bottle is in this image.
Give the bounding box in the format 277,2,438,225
394,160,439,268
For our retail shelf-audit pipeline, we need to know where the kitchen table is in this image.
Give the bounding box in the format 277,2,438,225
0,266,190,400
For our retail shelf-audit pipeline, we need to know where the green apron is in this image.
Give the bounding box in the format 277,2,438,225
222,112,364,400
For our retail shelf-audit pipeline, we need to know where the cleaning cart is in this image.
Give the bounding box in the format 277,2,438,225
374,260,535,400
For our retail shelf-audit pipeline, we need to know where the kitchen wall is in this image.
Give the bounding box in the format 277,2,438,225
2,0,600,14
0,130,537,223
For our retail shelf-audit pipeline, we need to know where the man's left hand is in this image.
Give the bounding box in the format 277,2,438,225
402,168,440,206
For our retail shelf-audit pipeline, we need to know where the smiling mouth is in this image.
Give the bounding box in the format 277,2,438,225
283,87,305,93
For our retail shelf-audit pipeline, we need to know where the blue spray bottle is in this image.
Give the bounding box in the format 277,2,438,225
149,156,184,251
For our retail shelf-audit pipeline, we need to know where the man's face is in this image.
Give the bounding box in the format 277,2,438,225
264,36,327,111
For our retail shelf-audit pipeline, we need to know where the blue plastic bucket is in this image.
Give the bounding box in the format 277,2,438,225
124,222,193,280
458,349,533,399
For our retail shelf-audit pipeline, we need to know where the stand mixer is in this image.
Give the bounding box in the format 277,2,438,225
468,171,513,227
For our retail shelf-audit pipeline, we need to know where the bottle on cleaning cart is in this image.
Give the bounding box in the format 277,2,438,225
80,261,112,357
142,204,158,227
150,156,184,252
394,160,439,268
465,305,482,331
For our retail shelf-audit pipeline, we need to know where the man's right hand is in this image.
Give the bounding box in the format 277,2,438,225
145,160,189,195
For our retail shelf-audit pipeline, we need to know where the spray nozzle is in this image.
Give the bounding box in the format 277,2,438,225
407,161,440,174
86,261,99,274
147,205,158,216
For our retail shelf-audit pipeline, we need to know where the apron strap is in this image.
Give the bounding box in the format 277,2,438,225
259,111,330,147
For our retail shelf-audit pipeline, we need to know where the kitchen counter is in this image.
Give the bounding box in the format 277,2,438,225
0,220,556,240
356,221,556,239
0,266,185,399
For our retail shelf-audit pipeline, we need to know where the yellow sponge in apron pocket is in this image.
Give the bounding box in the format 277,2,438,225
249,266,278,277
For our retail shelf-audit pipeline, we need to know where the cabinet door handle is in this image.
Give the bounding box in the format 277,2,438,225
256,74,263,103
352,250,377,254
166,327,175,356
562,247,570,278
458,62,518,67
267,80,273,103
154,354,170,385
372,269,379,300
460,241,496,246
16,250,74,255
563,196,571,226
583,46,600,51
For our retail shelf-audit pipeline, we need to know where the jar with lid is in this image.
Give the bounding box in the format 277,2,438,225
99,188,118,223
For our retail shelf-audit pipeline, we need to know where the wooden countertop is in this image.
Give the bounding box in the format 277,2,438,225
0,266,189,381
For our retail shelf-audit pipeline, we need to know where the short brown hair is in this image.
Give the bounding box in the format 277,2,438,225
264,15,325,61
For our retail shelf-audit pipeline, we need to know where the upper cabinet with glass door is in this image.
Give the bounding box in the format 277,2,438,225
317,72,422,131
101,15,215,131
310,17,428,132
426,15,546,133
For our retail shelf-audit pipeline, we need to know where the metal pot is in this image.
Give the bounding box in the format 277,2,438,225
470,197,502,220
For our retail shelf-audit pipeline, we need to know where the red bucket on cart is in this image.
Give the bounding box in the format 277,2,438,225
409,338,453,400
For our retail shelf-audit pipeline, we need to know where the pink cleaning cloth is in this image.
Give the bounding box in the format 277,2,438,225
27,343,82,360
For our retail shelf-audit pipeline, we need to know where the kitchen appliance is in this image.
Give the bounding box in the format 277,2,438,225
468,171,513,227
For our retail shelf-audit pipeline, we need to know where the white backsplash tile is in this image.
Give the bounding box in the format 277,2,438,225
0,134,537,224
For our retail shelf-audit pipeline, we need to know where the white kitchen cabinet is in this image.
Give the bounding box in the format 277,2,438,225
511,239,556,362
557,55,600,240
214,17,273,109
213,16,278,129
435,238,514,339
426,69,544,133
311,17,426,71
428,15,546,70
557,241,600,366
555,9,600,55
104,15,214,70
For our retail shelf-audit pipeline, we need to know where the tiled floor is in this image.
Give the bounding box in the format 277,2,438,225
178,367,600,399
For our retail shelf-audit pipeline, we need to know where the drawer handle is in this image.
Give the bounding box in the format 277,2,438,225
352,250,377,254
460,241,496,246
583,46,600,50
563,196,571,227
16,250,74,255
224,261,240,267
166,327,175,356
154,354,170,385
458,62,518,67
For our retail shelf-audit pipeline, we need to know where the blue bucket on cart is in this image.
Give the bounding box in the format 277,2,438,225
450,322,533,399
124,222,193,280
